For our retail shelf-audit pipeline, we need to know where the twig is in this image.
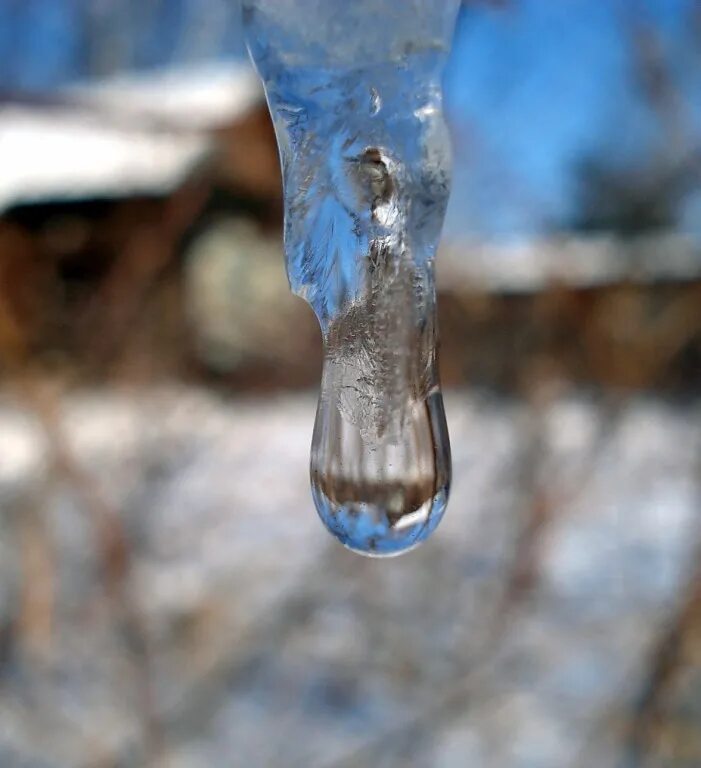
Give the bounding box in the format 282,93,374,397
0,292,163,765
16,486,55,663
21,381,164,766
623,515,701,765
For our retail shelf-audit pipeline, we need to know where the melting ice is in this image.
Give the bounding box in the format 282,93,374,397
243,0,460,556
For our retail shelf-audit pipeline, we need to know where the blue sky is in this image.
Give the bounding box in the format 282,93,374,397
445,0,626,233
442,0,701,236
0,0,698,238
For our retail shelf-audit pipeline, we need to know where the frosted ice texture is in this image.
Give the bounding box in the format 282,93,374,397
243,0,460,68
243,0,459,556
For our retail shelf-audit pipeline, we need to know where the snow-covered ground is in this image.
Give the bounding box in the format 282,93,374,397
0,387,699,767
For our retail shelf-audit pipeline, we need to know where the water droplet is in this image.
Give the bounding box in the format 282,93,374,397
311,381,450,557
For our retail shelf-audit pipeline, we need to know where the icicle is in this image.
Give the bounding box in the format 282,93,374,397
244,0,460,555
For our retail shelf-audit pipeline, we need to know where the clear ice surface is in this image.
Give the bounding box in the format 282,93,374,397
243,0,460,556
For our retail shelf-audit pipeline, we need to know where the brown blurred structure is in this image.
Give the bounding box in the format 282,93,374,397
437,236,701,394
0,65,297,385
1,64,700,399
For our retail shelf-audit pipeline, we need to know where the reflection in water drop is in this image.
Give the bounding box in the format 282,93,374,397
312,387,450,556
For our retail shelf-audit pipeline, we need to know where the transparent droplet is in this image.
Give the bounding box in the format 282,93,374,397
311,370,450,557
243,0,460,555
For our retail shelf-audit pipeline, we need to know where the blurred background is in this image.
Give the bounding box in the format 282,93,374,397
0,1,700,766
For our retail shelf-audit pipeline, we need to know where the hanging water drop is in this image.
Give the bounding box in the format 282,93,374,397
243,0,460,556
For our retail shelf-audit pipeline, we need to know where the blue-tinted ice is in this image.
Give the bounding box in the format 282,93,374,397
243,0,460,556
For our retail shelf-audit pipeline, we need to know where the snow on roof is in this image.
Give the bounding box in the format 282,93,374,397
0,63,263,212
66,63,262,132
0,106,209,211
439,233,701,291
